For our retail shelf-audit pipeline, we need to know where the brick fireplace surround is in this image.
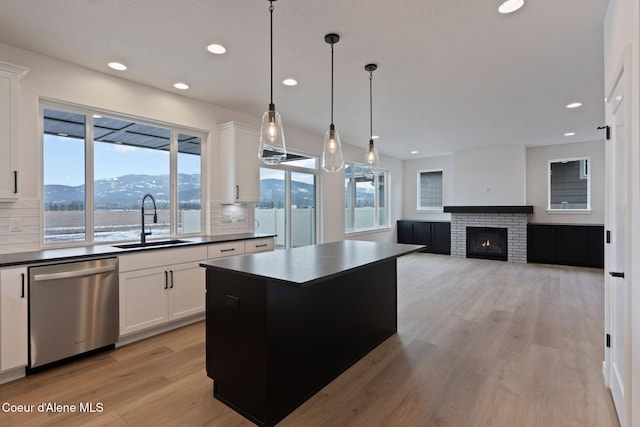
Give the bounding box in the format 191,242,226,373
444,206,534,263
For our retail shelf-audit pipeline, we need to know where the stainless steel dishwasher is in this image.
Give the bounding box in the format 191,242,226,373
28,257,119,370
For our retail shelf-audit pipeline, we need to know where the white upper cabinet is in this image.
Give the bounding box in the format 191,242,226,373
219,122,260,204
0,61,28,201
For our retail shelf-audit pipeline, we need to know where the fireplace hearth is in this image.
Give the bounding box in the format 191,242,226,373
466,227,508,261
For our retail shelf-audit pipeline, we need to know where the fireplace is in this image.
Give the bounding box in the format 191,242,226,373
466,227,508,261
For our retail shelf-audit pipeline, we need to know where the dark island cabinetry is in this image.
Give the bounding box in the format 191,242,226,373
397,220,450,255
200,241,421,426
527,223,604,268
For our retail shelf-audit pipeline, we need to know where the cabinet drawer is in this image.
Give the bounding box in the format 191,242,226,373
208,241,245,259
119,246,207,272
245,238,275,254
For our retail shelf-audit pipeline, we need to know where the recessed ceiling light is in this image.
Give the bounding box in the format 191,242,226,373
566,102,582,109
174,82,190,90
411,150,419,154
108,62,127,71
498,0,524,14
207,44,226,54
282,78,298,86
564,132,576,136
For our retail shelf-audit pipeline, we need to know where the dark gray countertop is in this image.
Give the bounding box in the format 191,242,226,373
200,240,423,287
0,233,276,268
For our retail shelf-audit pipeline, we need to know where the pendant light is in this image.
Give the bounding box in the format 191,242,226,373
321,33,344,173
364,63,380,179
259,0,287,165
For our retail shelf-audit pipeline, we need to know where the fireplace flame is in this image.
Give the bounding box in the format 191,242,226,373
481,240,491,248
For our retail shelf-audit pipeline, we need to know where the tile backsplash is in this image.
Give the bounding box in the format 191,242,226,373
208,202,255,235
0,199,40,254
0,199,256,255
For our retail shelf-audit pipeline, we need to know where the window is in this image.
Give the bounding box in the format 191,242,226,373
548,157,590,210
345,164,388,232
42,103,204,245
254,153,317,249
417,169,443,210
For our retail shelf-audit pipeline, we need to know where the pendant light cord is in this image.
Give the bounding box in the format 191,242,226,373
330,42,335,126
269,1,274,107
369,70,373,140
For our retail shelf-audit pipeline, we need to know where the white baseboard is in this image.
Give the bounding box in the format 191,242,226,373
116,314,205,347
0,366,26,385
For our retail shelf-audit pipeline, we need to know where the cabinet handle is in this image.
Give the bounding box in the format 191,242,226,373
13,171,18,194
164,270,169,289
610,271,625,279
21,273,25,298
221,248,235,253
170,270,174,289
255,243,268,248
236,185,240,200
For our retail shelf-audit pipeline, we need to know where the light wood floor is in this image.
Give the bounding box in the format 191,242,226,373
0,253,619,426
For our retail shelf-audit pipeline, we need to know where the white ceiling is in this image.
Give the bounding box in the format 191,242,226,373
0,0,609,159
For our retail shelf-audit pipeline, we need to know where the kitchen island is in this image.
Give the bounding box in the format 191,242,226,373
200,240,422,426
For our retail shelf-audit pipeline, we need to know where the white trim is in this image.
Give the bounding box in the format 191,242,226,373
38,99,207,247
116,314,204,347
546,209,593,215
416,168,444,211
547,156,592,211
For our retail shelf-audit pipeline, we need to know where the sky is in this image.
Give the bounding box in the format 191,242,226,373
44,135,200,186
44,134,317,187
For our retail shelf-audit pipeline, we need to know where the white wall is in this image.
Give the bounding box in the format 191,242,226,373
452,144,526,205
526,140,605,224
0,42,400,251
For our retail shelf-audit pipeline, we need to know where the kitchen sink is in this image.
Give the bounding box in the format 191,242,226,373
113,239,188,249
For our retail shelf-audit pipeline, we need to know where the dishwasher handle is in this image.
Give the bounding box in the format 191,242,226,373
32,264,116,282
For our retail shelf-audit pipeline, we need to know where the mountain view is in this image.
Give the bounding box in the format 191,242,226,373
256,178,375,209
45,174,375,211
44,174,201,210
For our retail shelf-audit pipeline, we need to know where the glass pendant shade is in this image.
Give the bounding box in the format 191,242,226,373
322,125,344,172
321,33,344,173
363,63,379,180
259,105,286,164
259,0,286,165
364,139,380,179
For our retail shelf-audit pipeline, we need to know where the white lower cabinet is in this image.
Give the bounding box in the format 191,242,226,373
118,240,274,338
118,247,207,337
168,262,206,319
245,237,275,254
0,266,28,371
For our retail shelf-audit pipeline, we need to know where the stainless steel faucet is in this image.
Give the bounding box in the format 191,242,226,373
141,194,158,244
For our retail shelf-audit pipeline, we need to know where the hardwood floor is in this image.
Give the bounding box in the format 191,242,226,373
0,253,619,426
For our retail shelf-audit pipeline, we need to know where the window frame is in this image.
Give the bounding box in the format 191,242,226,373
256,152,319,249
416,168,444,212
40,100,207,247
344,162,390,233
547,156,592,213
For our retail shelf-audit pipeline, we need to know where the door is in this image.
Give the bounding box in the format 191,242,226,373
413,222,431,247
255,164,318,249
0,267,28,370
119,267,168,335
168,262,206,320
606,60,628,426
290,171,316,248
